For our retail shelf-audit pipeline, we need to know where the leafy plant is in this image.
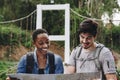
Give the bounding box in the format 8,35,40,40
0,61,17,80
0,24,32,48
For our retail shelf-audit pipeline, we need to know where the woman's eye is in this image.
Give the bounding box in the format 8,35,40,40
38,41,49,45
39,42,43,45
46,41,49,44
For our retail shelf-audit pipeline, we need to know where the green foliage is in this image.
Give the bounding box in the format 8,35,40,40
0,0,36,21
0,24,32,48
70,8,86,49
116,69,120,80
0,0,119,51
103,0,119,15
0,61,17,80
99,26,120,53
43,10,65,35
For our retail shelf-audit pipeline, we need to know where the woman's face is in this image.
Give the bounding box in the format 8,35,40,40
33,33,50,54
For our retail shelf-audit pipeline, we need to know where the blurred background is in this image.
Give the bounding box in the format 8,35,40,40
0,0,120,79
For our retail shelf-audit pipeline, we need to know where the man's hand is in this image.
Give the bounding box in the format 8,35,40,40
6,77,11,80
106,73,118,80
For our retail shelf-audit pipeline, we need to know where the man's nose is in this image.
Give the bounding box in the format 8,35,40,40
83,38,87,43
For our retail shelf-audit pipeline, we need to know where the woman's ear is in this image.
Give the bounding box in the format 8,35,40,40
49,41,50,45
48,41,50,48
32,41,35,46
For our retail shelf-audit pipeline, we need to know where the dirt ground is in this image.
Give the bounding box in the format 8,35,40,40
0,42,64,61
113,51,120,69
0,42,120,69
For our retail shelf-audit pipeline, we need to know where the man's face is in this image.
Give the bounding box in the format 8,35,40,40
79,33,95,49
33,33,50,54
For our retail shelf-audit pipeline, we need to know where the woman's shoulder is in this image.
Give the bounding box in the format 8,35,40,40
19,53,28,62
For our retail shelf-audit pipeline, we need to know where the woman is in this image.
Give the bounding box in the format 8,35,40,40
7,29,63,80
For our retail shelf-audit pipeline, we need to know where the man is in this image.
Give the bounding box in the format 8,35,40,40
65,19,117,80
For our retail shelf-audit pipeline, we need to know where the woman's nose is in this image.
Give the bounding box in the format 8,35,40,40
43,43,48,47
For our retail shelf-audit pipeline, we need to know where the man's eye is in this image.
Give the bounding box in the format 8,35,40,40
87,36,92,40
80,35,84,38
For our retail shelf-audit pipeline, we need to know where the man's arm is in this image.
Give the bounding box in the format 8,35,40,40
64,64,75,74
6,77,11,80
106,73,118,80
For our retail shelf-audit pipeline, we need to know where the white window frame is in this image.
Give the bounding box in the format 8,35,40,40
36,4,70,63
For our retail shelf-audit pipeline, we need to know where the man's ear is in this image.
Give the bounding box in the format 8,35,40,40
94,35,97,39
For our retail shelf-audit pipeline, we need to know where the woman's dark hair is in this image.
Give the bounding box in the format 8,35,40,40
78,19,98,37
32,29,48,42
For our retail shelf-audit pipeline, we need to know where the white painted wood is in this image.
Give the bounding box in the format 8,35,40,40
36,4,70,63
36,4,42,29
49,35,65,41
37,4,69,10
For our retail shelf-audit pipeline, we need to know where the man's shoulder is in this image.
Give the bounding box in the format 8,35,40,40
96,42,104,47
96,43,112,59
73,44,82,51
96,42,110,52
98,45,111,53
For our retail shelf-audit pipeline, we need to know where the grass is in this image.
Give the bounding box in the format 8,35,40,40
0,61,17,80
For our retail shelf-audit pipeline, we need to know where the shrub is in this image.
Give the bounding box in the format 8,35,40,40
0,24,32,48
